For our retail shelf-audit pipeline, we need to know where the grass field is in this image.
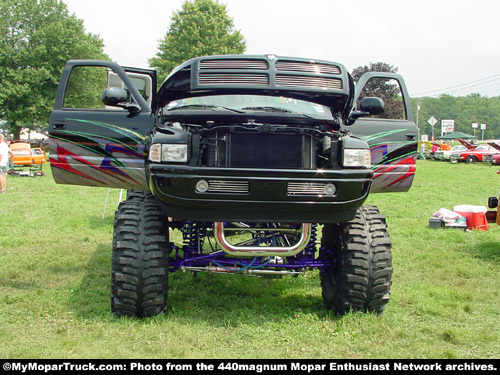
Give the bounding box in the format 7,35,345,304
0,160,499,359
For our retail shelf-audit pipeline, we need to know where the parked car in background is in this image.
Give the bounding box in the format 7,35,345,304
483,153,500,165
450,144,499,164
456,138,478,150
9,142,32,166
31,148,46,165
482,142,500,164
8,142,46,167
435,145,467,161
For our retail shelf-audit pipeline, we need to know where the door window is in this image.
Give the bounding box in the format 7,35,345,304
63,66,114,109
356,77,406,120
63,66,150,110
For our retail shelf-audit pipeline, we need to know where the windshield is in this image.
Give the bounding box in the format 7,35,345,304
476,145,493,151
166,95,333,120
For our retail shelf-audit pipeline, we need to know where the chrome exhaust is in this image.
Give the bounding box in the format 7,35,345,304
213,222,312,257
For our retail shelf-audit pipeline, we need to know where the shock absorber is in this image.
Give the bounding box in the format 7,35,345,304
303,223,318,260
182,221,207,258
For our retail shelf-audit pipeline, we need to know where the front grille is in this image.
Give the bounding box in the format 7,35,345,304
194,57,347,94
200,59,268,70
276,75,342,90
276,60,341,75
199,73,269,86
228,132,310,169
201,131,314,169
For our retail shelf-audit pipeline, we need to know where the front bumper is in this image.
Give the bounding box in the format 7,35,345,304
450,154,464,162
483,155,494,163
148,164,372,223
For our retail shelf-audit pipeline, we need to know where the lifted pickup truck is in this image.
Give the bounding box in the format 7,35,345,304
49,55,417,318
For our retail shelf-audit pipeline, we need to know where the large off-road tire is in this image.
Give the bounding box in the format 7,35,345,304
126,190,146,201
320,205,392,316
111,192,169,318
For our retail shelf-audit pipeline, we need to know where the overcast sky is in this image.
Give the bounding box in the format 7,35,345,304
63,0,500,98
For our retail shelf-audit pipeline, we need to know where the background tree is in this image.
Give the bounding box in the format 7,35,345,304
351,62,398,82
149,0,246,82
0,0,108,139
351,62,404,119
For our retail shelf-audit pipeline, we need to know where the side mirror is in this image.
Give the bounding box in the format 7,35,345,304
102,87,127,106
359,97,384,115
346,97,385,124
102,87,141,113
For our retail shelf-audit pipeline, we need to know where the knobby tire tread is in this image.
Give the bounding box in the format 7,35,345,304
111,192,169,318
320,205,392,315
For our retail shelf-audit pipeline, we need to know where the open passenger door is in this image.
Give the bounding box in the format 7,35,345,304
345,72,418,193
49,61,156,190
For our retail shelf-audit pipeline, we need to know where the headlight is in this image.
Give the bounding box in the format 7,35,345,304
149,144,188,163
162,144,188,162
343,149,371,167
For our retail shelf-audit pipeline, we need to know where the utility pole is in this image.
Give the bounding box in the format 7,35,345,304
416,101,420,140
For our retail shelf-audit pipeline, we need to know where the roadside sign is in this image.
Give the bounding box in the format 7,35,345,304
441,119,455,134
428,116,437,126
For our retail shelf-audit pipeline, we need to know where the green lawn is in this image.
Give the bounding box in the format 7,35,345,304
0,160,499,359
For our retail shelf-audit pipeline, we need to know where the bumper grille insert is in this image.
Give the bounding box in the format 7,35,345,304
199,180,250,194
287,182,336,196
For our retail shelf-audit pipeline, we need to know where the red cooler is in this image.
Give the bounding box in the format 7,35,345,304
454,205,490,231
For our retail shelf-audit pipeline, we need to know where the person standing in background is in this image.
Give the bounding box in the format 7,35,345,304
0,134,12,193
419,142,426,160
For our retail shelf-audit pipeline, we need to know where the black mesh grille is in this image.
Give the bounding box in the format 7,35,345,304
228,132,307,169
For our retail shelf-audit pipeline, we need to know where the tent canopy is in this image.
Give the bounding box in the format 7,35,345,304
436,131,477,140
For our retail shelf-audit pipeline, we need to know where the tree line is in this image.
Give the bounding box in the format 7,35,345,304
411,95,500,141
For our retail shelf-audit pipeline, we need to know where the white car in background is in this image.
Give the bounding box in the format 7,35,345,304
435,145,467,161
